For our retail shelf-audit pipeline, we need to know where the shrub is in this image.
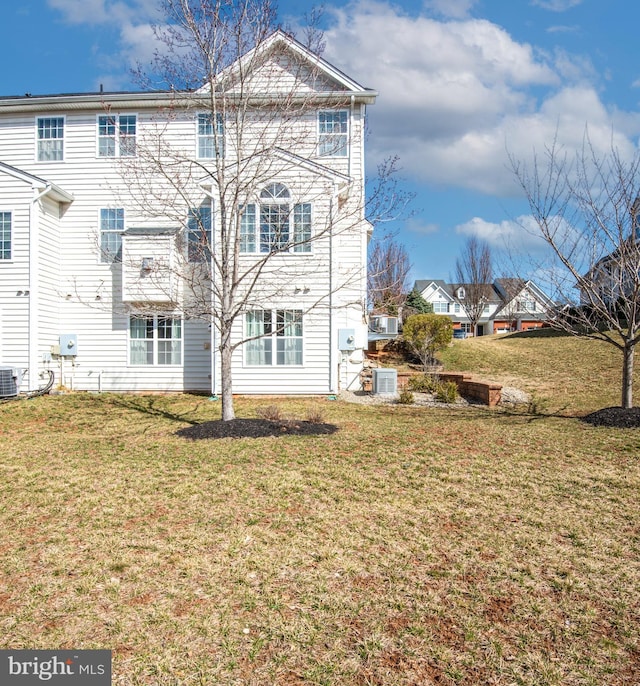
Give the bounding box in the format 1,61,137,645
435,381,458,404
407,374,430,392
256,405,284,421
305,408,325,424
407,374,439,392
402,314,454,371
398,389,415,404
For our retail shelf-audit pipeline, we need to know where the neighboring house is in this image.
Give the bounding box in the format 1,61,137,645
0,31,375,395
414,278,553,335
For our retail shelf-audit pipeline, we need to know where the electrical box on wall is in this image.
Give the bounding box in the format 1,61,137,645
338,328,356,351
59,334,78,357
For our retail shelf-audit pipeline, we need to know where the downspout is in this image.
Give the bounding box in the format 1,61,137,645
27,184,52,391
200,185,217,396
349,95,354,180
329,194,334,393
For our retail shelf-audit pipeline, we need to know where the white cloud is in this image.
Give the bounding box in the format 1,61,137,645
455,215,539,247
546,24,580,33
406,218,440,235
324,0,640,196
47,0,109,24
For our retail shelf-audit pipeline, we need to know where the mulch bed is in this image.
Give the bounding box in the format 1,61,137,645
581,407,640,428
176,418,339,440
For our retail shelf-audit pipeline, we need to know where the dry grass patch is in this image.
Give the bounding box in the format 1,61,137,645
0,391,639,684
439,330,640,414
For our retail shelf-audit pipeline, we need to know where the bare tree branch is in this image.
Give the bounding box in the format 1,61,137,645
511,135,640,408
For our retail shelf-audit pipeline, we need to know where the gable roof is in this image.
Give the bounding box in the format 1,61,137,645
0,161,74,203
414,279,454,299
197,146,352,191
209,29,377,102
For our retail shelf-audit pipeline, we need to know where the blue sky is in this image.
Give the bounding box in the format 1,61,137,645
3,0,640,282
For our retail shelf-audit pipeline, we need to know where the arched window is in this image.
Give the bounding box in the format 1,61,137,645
260,183,290,200
240,183,311,254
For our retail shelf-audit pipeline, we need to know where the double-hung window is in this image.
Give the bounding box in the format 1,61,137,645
98,115,137,157
100,208,124,263
318,110,348,157
197,113,224,159
187,204,212,262
37,117,64,161
433,301,450,313
240,184,311,254
245,310,303,366
129,316,182,365
0,212,11,260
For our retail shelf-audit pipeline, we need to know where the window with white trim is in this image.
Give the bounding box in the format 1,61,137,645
100,208,124,263
129,316,182,365
197,113,224,159
0,212,11,260
433,301,450,313
240,184,311,254
517,299,537,311
98,115,136,157
37,117,64,161
187,204,212,262
245,310,303,366
318,110,348,157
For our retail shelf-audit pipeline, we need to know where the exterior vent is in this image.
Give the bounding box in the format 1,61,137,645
0,366,22,398
372,368,397,394
371,316,398,335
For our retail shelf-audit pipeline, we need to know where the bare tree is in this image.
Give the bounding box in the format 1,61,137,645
512,139,640,409
367,237,411,314
454,236,493,336
103,0,403,420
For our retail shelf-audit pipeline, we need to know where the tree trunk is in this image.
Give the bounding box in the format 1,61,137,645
220,340,235,421
621,344,634,409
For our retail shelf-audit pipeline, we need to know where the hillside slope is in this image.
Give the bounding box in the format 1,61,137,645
438,330,638,413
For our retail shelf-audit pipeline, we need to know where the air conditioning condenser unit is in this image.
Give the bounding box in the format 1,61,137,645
372,368,397,394
0,366,22,398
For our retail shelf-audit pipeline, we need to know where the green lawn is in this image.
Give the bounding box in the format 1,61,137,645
0,334,639,685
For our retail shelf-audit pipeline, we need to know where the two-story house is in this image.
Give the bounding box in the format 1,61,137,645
414,278,553,335
0,30,376,396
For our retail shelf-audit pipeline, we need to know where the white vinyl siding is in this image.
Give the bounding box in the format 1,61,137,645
37,117,64,161
97,114,137,157
0,212,11,259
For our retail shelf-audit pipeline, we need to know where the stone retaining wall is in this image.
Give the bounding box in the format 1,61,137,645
396,371,502,407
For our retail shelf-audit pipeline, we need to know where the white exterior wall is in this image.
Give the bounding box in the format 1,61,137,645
0,38,372,394
0,176,31,370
